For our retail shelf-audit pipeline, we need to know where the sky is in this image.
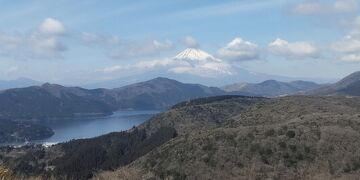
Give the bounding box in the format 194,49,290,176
0,0,360,85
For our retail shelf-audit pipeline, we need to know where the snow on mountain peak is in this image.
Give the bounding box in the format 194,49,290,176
173,48,219,62
170,48,232,77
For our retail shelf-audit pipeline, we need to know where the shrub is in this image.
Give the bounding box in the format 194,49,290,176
265,129,275,137
286,130,296,138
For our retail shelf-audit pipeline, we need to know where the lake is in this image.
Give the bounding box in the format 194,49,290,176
8,110,159,147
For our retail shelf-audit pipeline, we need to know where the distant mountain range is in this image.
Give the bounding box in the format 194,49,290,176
0,77,223,121
224,80,322,97
84,48,334,89
307,71,360,96
0,78,41,90
224,71,360,97
0,71,359,121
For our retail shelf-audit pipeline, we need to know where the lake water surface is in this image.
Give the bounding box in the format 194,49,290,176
30,110,159,145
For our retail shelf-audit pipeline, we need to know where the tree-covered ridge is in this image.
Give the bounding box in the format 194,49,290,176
0,126,177,179
0,77,224,121
0,121,54,143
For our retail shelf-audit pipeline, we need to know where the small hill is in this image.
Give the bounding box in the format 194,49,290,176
224,80,320,97
110,77,225,110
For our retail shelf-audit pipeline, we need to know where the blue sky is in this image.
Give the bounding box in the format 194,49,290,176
0,0,359,85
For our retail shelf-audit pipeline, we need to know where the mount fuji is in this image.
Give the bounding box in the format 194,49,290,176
169,48,233,77
84,48,328,89
173,48,220,62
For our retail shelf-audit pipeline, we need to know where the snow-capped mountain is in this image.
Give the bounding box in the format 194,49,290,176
170,48,232,77
84,48,332,89
173,48,220,62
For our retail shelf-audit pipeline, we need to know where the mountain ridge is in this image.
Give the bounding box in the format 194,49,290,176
0,77,224,121
224,79,321,97
307,71,360,96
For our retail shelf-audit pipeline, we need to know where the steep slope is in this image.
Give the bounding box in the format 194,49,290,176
95,96,360,180
309,71,360,96
224,80,320,97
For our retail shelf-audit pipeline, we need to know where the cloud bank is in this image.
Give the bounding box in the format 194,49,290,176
217,37,260,61
268,38,320,59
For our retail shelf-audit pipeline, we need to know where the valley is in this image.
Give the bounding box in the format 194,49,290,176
0,71,359,144
2,94,360,179
0,71,360,179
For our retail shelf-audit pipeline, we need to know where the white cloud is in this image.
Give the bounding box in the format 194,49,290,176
169,1,284,20
101,65,123,73
339,54,360,62
81,32,174,59
153,40,173,50
39,18,66,35
100,49,233,77
0,33,22,56
333,0,359,13
268,38,319,59
291,0,358,15
169,61,232,77
292,2,326,15
333,36,360,62
109,39,174,59
349,16,360,38
332,16,360,62
0,18,68,59
99,58,181,72
182,36,199,48
81,32,120,47
28,32,66,58
332,36,360,53
217,37,260,61
26,18,67,58
135,58,182,69
4,66,19,74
